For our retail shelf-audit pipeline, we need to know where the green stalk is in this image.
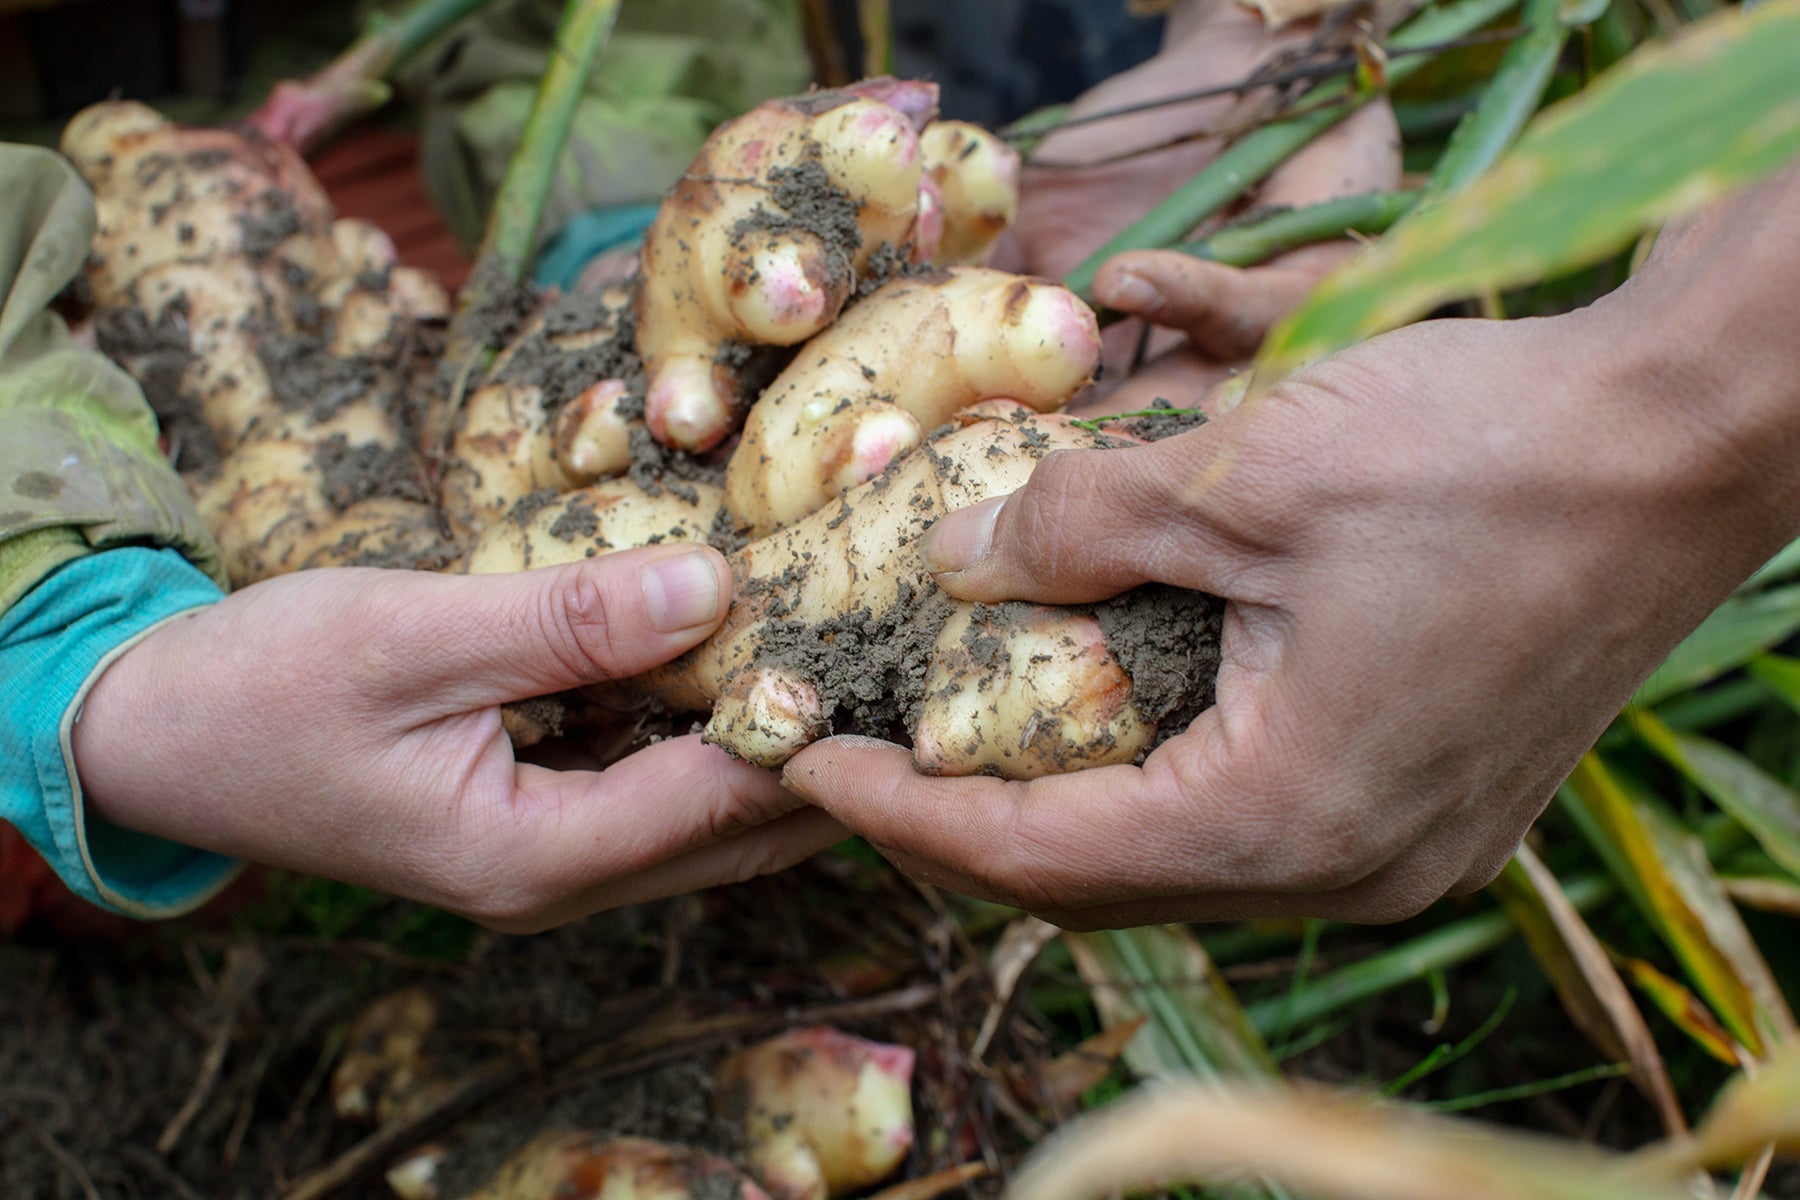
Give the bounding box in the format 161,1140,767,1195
1168,189,1418,267
1241,875,1614,1036
381,0,495,64
859,0,894,77
1064,0,1526,299
1411,0,1586,209
445,0,620,369
477,0,622,287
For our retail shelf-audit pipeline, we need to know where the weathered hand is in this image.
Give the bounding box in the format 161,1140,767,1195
996,0,1400,389
71,546,846,931
782,166,1800,926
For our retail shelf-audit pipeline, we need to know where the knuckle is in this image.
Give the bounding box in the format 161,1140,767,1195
541,565,627,682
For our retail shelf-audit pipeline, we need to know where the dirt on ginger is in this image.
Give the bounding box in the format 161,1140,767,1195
64,76,1223,782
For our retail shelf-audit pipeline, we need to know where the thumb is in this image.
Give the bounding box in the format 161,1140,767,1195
396,543,731,709
920,435,1243,605
1094,247,1353,361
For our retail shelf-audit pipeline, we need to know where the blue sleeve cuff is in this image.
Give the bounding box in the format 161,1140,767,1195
1,545,239,919
534,204,661,290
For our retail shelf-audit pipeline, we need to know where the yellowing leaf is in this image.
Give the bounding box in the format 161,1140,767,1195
1009,1080,1690,1200
1616,954,1744,1066
1559,753,1795,1058
1491,848,1685,1133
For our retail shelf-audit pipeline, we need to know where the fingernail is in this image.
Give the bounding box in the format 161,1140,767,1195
922,496,1003,574
1098,270,1163,315
640,550,723,632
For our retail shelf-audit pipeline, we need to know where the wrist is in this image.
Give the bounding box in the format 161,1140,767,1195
1571,179,1800,578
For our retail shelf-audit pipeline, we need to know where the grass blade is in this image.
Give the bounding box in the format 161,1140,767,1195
1632,708,1800,878
1636,585,1800,706
1240,875,1612,1035
1746,652,1800,717
1255,1,1800,383
1065,927,1291,1200
1412,0,1587,207
1064,927,1278,1083
1170,190,1418,267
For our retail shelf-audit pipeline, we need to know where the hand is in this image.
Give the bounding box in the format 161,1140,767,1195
781,168,1800,926
995,0,1400,392
71,546,846,932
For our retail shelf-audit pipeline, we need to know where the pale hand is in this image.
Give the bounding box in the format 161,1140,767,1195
72,546,846,931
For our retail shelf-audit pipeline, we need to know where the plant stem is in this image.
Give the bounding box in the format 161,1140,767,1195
1411,0,1578,209
1169,189,1418,266
1063,0,1525,300
859,0,893,77
477,0,622,287
247,0,495,152
446,0,620,366
1241,874,1613,1036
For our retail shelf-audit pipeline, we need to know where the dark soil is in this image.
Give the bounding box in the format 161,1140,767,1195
717,414,1224,767
0,860,1009,1200
93,297,214,474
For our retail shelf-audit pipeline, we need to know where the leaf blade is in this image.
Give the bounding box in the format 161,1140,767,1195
1255,2,1800,381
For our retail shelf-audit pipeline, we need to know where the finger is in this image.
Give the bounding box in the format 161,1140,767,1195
1070,344,1239,419
918,430,1250,605
1093,247,1354,361
382,544,731,711
782,722,1297,915
442,735,825,929
783,728,1469,925
507,807,849,932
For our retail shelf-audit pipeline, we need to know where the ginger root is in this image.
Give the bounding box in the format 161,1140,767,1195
66,101,455,586
634,404,1176,779
67,77,1221,783
633,79,939,453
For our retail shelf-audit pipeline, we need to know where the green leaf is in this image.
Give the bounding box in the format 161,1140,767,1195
1064,927,1278,1084
1633,708,1800,878
1254,2,1800,382
1637,585,1800,705
1413,0,1581,207
1062,0,1525,298
1742,535,1800,591
1747,652,1800,717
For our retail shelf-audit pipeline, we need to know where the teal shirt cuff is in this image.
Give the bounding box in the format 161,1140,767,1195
1,546,239,919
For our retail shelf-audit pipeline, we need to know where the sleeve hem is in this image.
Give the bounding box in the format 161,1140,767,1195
59,604,246,919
